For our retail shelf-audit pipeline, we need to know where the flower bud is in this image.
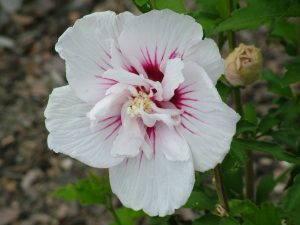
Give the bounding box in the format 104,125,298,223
225,44,263,87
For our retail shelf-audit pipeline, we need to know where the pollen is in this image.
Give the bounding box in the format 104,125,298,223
127,91,153,117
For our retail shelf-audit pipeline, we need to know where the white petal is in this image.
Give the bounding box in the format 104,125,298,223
55,11,134,104
111,103,146,157
118,9,203,82
45,86,124,168
184,38,224,85
103,69,149,87
174,62,240,171
140,110,177,127
109,151,194,216
161,58,184,100
155,123,190,161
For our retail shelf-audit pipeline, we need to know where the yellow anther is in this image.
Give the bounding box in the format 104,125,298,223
127,91,153,117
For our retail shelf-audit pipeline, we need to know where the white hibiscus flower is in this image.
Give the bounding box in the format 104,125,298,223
45,9,240,216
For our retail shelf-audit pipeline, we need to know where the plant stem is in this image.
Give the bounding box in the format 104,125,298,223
298,18,300,56
107,196,122,225
233,88,255,201
226,0,236,51
214,164,230,213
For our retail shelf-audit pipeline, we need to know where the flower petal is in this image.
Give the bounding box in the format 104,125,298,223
161,58,184,100
45,86,124,168
155,123,190,161
184,38,224,85
87,92,128,122
103,69,149,87
55,11,134,104
111,103,146,157
118,9,203,82
109,151,194,216
172,62,240,172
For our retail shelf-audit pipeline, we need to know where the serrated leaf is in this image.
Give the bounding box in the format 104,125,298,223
231,138,300,165
155,0,186,13
52,172,110,205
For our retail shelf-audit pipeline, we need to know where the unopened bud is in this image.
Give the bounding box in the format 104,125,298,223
225,44,262,87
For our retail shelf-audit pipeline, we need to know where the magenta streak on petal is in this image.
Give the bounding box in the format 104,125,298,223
181,122,198,135
178,97,198,102
140,47,164,82
96,83,117,86
160,47,167,63
179,90,196,96
97,115,119,124
105,122,122,141
98,117,121,131
97,64,108,72
169,48,178,59
176,102,199,111
95,75,117,83
184,111,206,124
127,66,139,75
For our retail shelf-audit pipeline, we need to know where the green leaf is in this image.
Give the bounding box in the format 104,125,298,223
262,70,293,98
270,129,299,150
155,0,186,13
52,172,110,205
256,175,276,204
282,58,300,86
214,0,300,33
270,19,299,55
219,217,241,225
149,216,171,225
193,214,220,225
190,0,224,37
242,203,281,225
133,0,151,13
134,0,148,6
282,174,300,213
229,199,257,216
243,104,257,125
216,80,232,102
236,120,257,135
258,115,278,134
185,191,216,210
110,208,144,225
231,138,300,165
